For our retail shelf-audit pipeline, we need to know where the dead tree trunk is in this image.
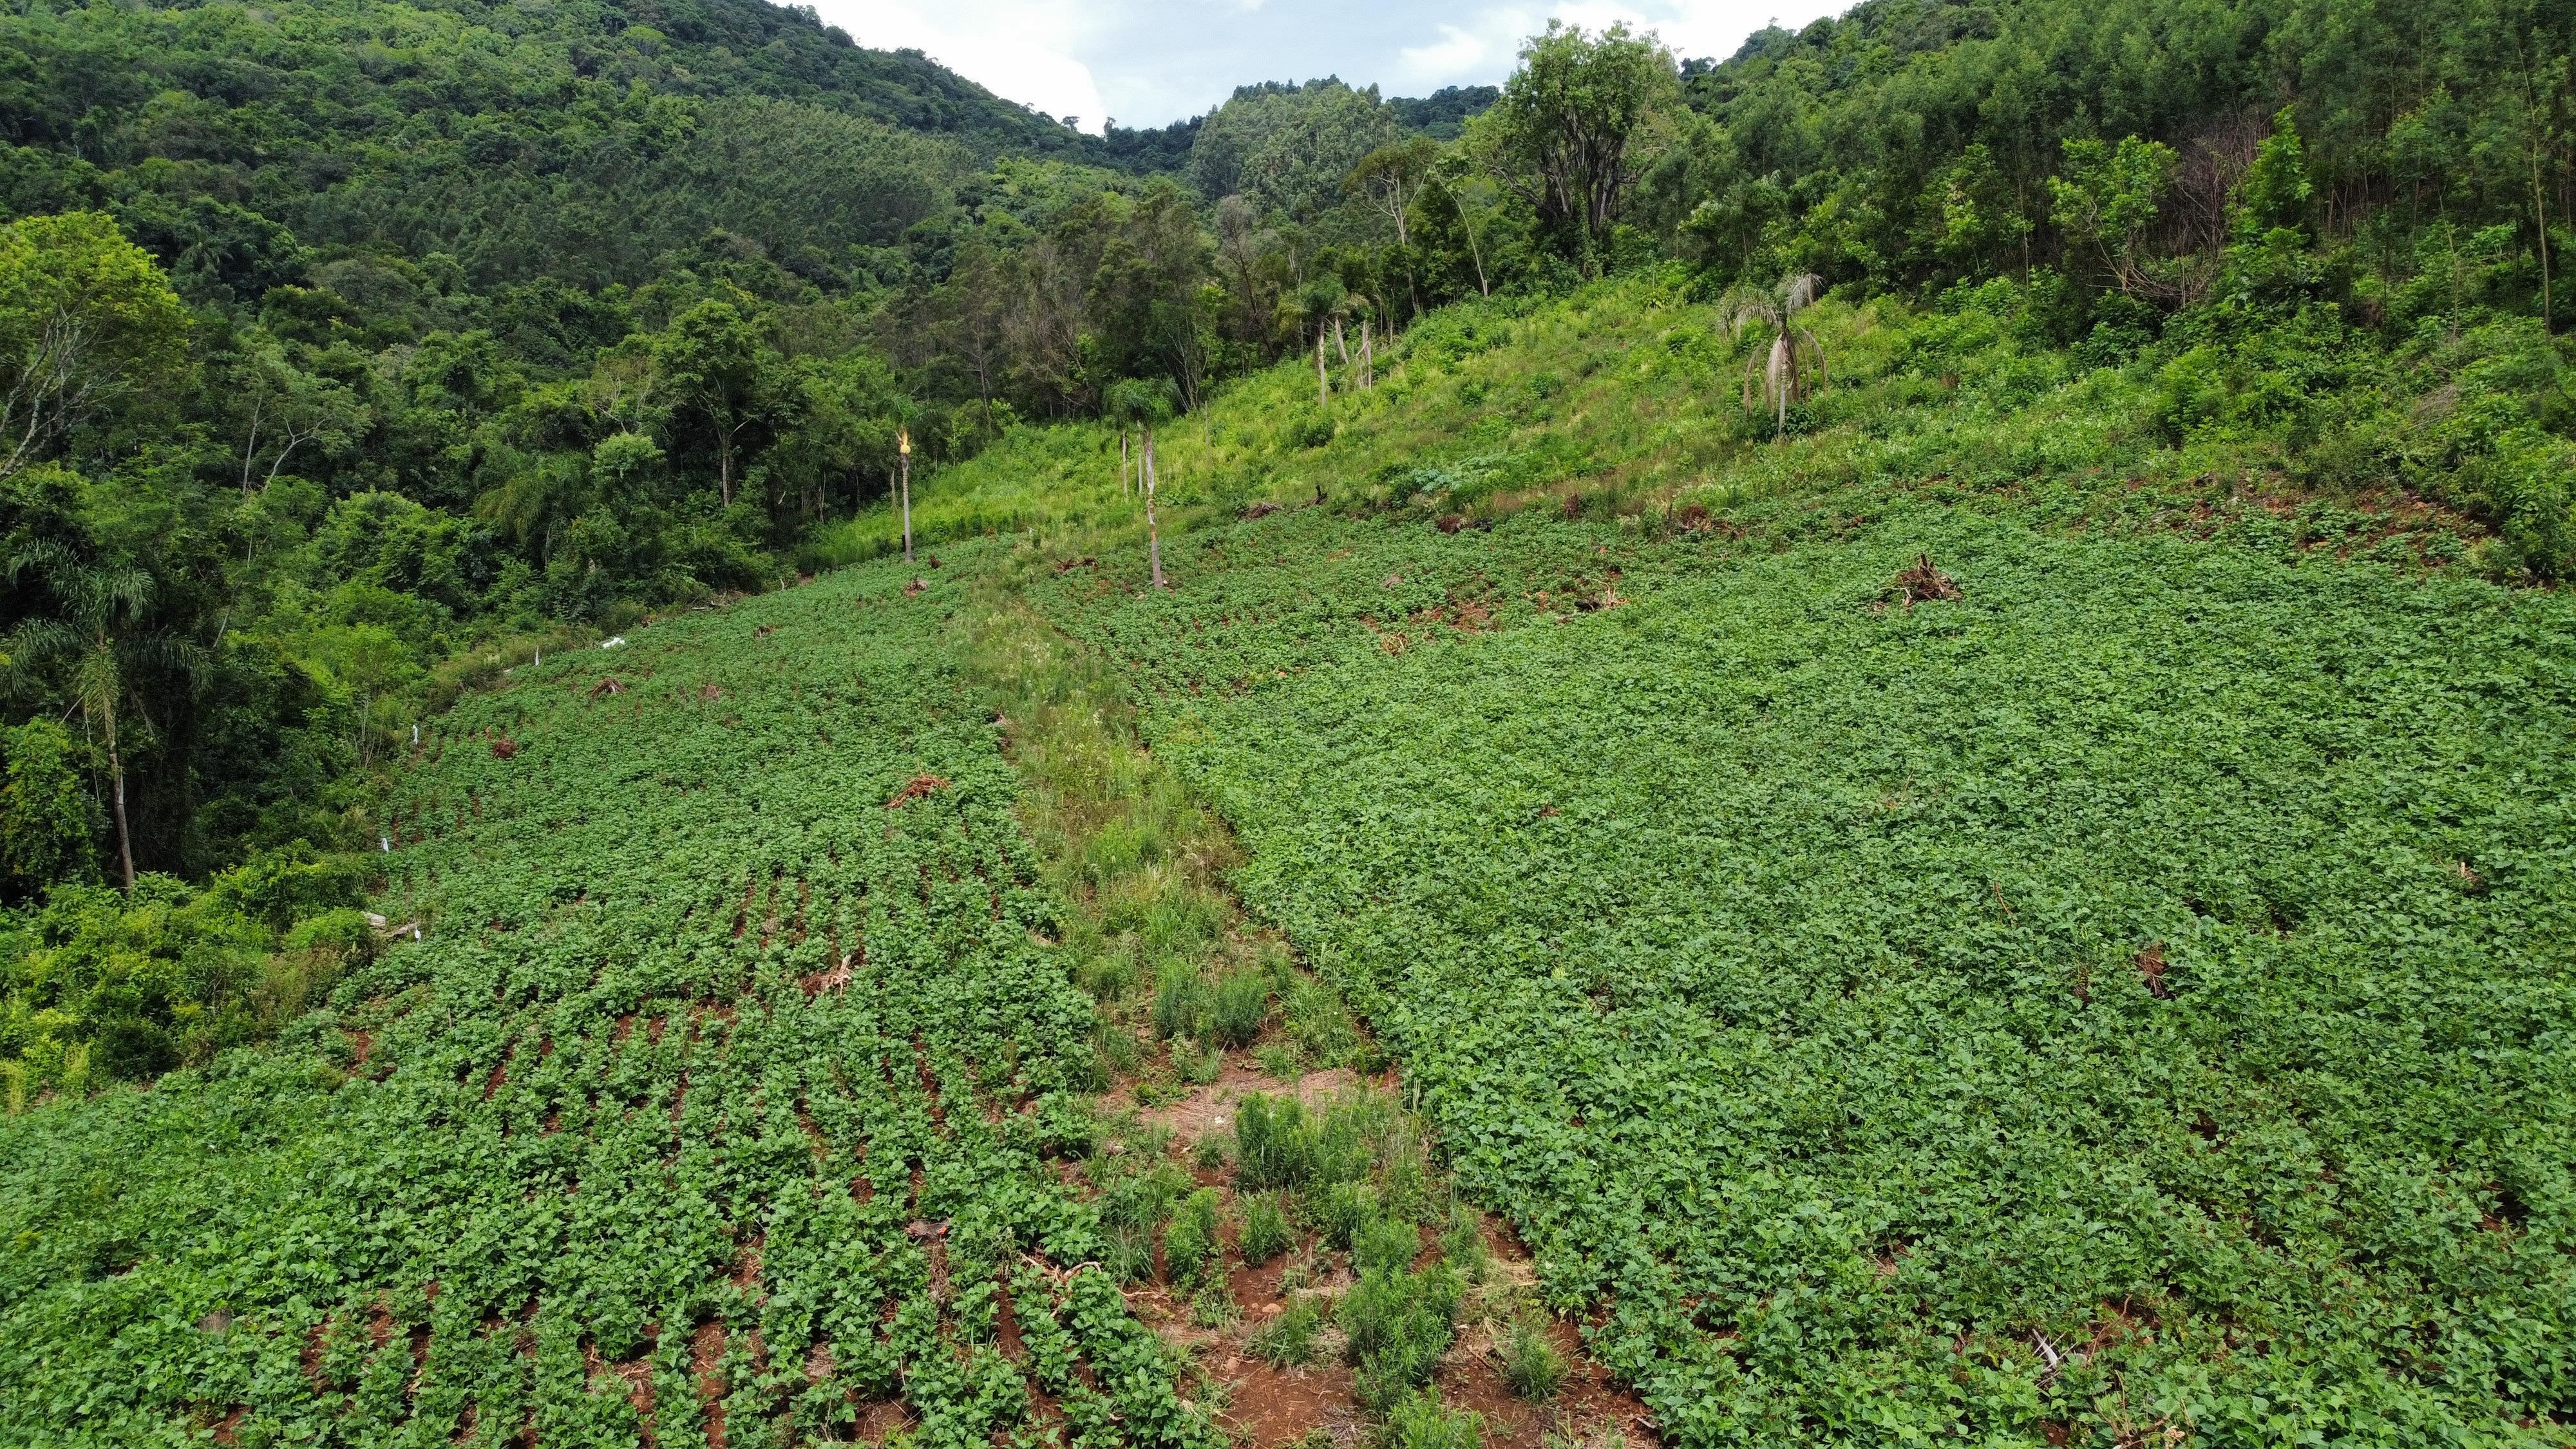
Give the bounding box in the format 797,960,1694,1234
899,450,913,564
1143,422,1167,589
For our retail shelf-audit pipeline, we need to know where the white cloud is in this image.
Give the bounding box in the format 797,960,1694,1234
811,0,1111,131
1396,23,1496,86
812,0,1851,132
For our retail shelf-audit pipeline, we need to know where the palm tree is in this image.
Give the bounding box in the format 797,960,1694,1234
1721,272,1828,439
5,543,201,892
1104,378,1179,590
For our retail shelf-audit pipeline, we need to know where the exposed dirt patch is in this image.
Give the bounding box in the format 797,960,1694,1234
850,1401,911,1441
2136,942,2171,999
1132,1065,1358,1141
690,1320,727,1449
1221,1356,1363,1446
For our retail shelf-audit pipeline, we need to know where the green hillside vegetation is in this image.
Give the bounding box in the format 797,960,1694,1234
0,0,2573,1443
1,554,1231,1447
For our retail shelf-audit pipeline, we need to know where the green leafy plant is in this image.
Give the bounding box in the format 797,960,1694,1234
1497,1318,1567,1401
1237,1192,1294,1264
1248,1296,1324,1367
1378,1387,1486,1449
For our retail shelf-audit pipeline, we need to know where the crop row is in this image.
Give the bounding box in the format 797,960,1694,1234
1034,502,2576,1443
0,554,1219,1449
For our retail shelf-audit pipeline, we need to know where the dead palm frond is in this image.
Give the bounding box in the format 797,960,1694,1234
1720,272,1829,439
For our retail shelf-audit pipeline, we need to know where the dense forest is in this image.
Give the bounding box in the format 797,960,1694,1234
0,0,2568,1097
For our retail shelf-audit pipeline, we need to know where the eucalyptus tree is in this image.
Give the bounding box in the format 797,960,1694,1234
1472,22,1681,270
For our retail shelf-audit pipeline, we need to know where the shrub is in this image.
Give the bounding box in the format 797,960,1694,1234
1497,1318,1567,1401
1235,1092,1312,1187
1377,1388,1484,1449
1164,1187,1222,1288
1309,1179,1380,1250
1354,1214,1421,1276
1248,1295,1322,1367
1210,969,1270,1047
1150,960,1211,1039
1440,1206,1490,1285
1074,949,1139,1000
1237,1192,1293,1264
1342,1262,1463,1412
1285,981,1361,1065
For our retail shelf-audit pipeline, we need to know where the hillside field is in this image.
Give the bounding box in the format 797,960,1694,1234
3,271,2572,1449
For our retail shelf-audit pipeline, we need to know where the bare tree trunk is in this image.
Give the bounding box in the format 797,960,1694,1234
899,450,913,564
719,444,733,507
1120,428,1130,496
1316,332,1330,408
1457,195,1491,296
1333,318,1350,365
1361,320,1374,390
1143,423,1166,589
109,738,133,895
2536,150,2555,335
239,396,264,496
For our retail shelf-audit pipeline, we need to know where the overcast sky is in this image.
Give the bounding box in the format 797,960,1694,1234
813,0,1845,133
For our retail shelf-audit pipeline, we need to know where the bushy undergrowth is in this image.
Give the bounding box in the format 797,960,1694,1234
884,265,2568,582
0,843,372,1102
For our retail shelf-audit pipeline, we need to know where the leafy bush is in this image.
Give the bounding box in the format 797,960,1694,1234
1209,968,1270,1047
1236,1191,1294,1264
1248,1295,1323,1367
1376,1388,1484,1449
1,842,374,1095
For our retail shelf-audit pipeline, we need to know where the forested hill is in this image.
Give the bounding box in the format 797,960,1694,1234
0,0,1090,293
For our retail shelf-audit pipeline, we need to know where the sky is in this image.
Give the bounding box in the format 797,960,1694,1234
813,0,1846,133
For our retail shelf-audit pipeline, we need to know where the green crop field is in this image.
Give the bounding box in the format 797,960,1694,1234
1023,496,2576,1441
6,0,2576,1441
0,555,1220,1449
6,265,2573,1448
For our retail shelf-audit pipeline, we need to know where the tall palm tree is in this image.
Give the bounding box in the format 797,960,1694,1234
6,542,200,893
1721,272,1828,439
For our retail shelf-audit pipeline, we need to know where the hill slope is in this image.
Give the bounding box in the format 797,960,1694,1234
829,274,2576,1440
0,556,1222,1447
